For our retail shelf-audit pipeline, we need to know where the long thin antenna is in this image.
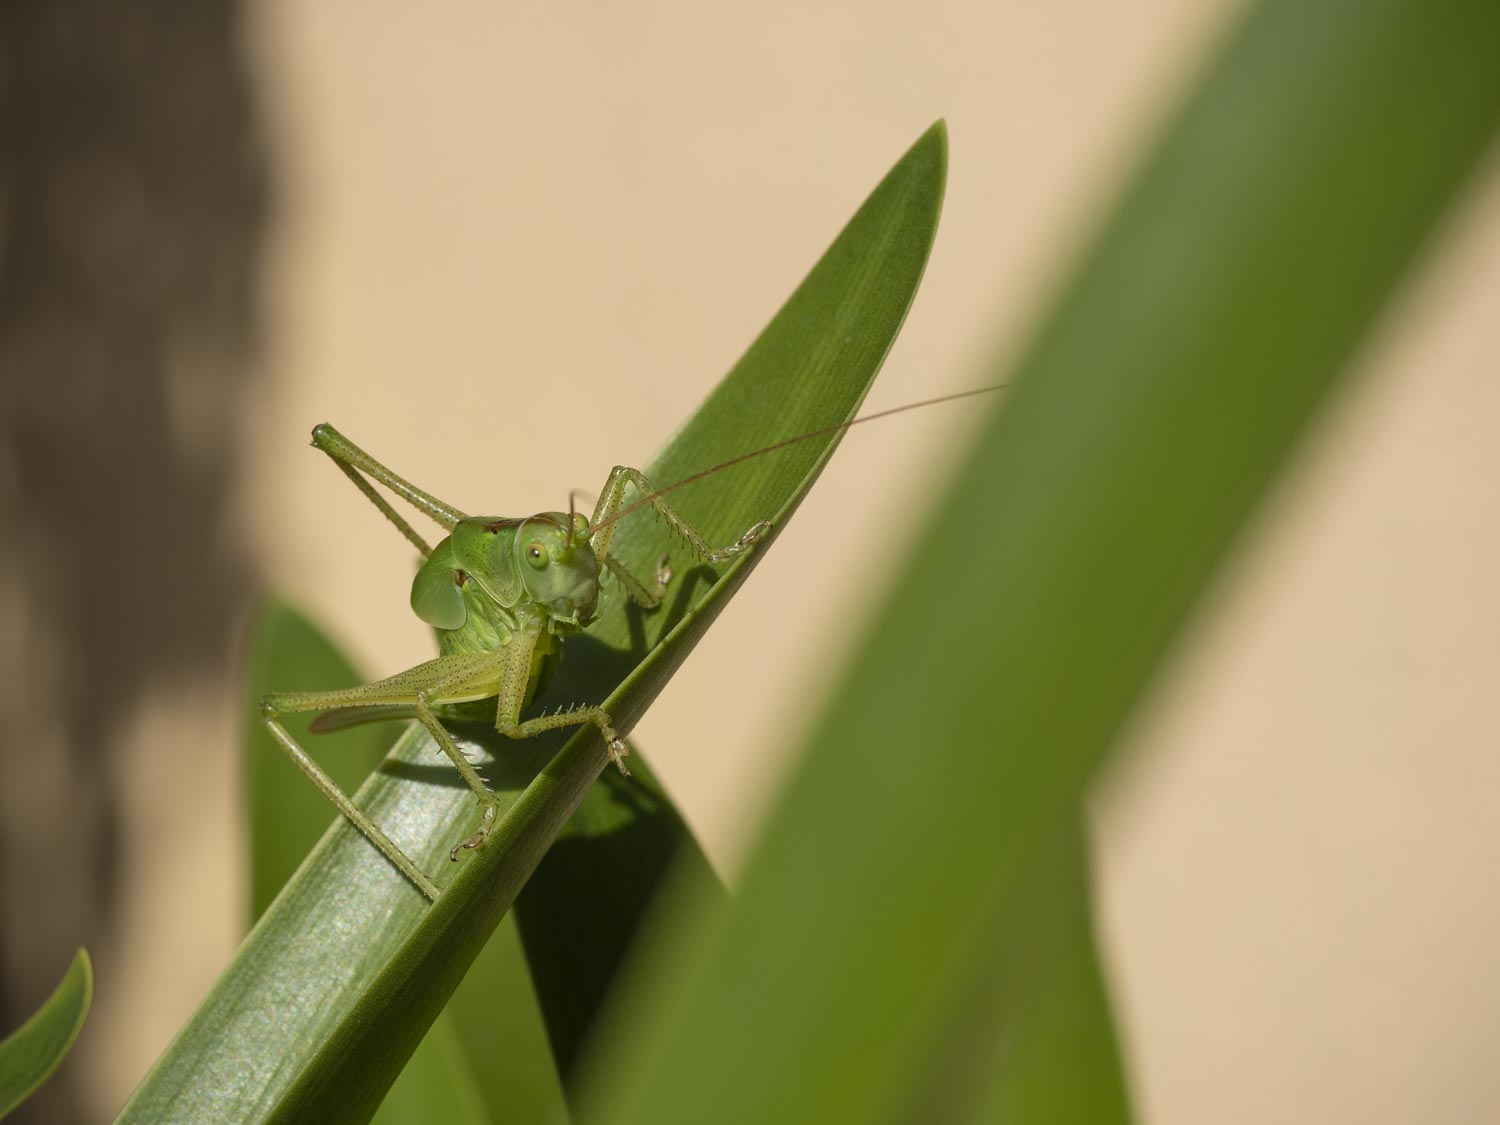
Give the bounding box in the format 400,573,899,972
588,384,1003,535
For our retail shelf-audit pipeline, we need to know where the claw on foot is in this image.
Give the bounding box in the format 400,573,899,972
738,520,772,549
607,739,632,777
450,803,500,862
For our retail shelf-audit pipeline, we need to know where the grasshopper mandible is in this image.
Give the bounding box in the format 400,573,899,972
261,389,996,899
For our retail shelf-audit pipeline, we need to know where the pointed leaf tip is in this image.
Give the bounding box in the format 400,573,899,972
0,948,92,1119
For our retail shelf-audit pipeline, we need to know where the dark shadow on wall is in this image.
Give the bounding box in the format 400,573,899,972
0,3,268,1120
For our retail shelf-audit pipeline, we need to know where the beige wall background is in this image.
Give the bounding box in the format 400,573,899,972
90,1,1499,1120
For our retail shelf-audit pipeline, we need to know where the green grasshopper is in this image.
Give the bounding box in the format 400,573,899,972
262,390,995,899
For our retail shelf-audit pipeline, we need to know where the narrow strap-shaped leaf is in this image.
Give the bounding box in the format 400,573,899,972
512,751,724,1090
903,825,1130,1125
578,2,1500,1122
250,602,718,1106
119,121,947,1123
243,599,565,1124
0,948,92,1120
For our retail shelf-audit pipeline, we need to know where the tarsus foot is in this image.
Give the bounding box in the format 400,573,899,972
738,520,772,550
450,802,500,862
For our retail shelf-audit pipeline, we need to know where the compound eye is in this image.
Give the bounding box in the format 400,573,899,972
524,541,549,570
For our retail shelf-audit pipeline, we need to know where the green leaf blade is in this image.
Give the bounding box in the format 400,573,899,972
435,916,571,1125
120,120,947,1124
581,3,1500,1123
0,949,92,1120
512,752,725,1089
243,601,567,1125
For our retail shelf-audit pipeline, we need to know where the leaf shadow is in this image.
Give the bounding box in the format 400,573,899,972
559,561,720,696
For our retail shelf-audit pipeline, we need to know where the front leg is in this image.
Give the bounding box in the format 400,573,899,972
450,629,630,861
587,465,771,564
497,706,629,776
493,624,628,770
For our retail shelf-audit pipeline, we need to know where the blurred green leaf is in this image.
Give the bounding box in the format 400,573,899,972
438,917,571,1124
513,752,724,1091
245,600,394,922
0,949,91,1120
928,826,1130,1125
120,120,948,1123
366,1017,488,1125
579,2,1500,1123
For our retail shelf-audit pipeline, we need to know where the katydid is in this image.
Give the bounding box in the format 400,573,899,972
261,388,997,900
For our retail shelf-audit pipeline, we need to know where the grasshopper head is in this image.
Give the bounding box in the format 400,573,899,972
516,512,599,627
